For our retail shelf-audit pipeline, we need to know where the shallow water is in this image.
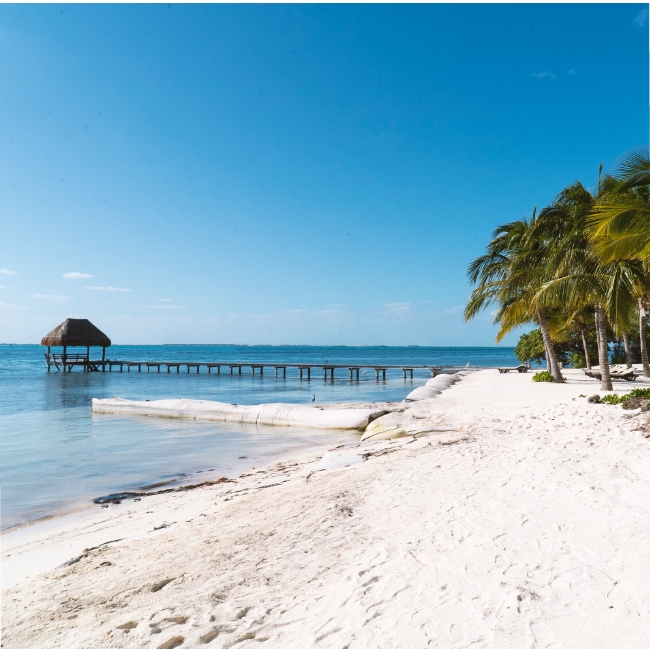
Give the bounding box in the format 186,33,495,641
0,344,519,530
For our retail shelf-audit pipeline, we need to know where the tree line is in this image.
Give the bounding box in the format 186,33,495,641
464,146,650,391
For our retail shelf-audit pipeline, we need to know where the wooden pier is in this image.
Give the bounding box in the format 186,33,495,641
43,356,474,379
101,360,438,378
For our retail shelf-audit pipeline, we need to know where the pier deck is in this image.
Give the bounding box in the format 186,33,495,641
46,357,483,379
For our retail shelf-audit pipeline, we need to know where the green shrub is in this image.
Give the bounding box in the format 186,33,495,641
600,394,622,405
621,387,650,402
567,351,586,369
516,330,546,365
532,370,554,382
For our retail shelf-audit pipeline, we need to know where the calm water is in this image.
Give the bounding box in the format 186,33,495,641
0,344,518,530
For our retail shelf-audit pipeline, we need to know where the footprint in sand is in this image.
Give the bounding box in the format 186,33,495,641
158,635,185,649
200,628,219,644
117,621,138,630
530,621,553,647
151,578,175,592
449,623,464,644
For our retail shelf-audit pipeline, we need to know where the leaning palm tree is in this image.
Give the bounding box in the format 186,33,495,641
465,213,564,382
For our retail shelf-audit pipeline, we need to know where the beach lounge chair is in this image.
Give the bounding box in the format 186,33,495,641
582,367,636,381
498,363,530,374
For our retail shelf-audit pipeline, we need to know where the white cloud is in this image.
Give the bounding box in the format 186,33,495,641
567,68,576,75
0,301,25,309
32,293,67,302
85,286,132,292
0,269,18,276
635,8,648,27
0,285,11,290
143,304,186,309
532,71,557,80
443,305,465,314
157,298,173,302
63,272,94,279
383,302,412,311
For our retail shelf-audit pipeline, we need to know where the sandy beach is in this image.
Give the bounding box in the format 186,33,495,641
4,368,650,648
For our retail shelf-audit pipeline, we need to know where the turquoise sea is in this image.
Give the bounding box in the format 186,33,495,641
0,344,519,530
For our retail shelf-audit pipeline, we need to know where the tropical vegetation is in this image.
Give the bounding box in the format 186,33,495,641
465,146,650,390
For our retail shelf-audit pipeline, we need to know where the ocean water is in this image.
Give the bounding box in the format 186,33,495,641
0,344,519,530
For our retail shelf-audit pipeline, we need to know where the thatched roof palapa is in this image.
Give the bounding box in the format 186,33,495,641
41,319,111,348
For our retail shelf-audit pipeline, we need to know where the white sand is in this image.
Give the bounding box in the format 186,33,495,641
4,369,650,648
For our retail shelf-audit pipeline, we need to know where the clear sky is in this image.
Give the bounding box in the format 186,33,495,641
0,3,647,345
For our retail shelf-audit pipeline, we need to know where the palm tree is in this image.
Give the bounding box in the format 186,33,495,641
639,296,650,377
589,148,650,261
532,181,644,390
464,213,564,382
589,149,650,377
557,305,594,369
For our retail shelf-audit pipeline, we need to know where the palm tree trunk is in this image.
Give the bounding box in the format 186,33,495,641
595,303,612,391
537,309,563,382
622,332,632,368
639,298,650,378
543,339,550,371
580,326,591,369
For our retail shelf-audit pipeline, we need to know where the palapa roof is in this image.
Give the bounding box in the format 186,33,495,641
41,319,111,347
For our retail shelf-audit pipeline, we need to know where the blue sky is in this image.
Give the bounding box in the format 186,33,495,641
0,3,647,345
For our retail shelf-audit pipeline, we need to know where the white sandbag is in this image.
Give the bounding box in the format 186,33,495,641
404,386,442,402
360,411,407,441
426,374,459,386
92,398,385,431
426,377,453,389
